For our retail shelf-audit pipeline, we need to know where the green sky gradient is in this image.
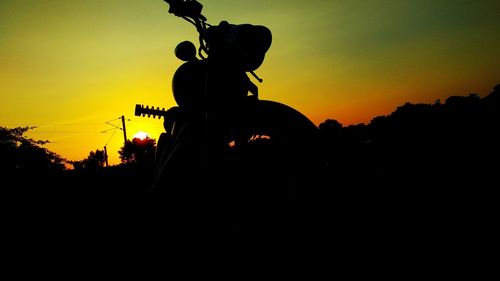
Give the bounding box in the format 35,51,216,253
1,0,499,164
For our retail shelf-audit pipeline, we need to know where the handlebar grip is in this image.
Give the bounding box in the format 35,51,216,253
163,0,204,19
163,0,175,14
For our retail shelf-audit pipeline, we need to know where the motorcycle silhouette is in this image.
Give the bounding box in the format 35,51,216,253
136,0,322,231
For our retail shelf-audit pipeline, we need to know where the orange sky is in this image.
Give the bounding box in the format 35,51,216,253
1,0,499,165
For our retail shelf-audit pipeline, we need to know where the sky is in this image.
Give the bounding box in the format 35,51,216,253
1,0,499,165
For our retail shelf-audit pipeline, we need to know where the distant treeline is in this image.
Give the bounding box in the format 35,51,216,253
311,84,498,254
318,84,499,188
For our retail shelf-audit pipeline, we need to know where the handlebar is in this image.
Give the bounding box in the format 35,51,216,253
163,0,206,21
163,0,209,58
162,0,268,82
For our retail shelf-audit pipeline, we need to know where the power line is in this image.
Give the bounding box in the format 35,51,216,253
104,117,122,123
4,116,144,159
28,131,112,134
0,122,110,126
105,128,119,147
104,116,129,147
1,122,117,134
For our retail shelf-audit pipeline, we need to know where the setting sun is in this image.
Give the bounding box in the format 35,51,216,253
132,131,150,140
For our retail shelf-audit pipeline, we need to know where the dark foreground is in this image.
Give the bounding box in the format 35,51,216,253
3,157,496,259
2,86,498,267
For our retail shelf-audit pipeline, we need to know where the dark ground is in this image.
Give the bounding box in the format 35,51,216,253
2,86,498,268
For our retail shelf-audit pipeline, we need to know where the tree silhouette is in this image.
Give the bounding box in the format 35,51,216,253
317,83,499,192
119,137,156,167
72,149,106,171
0,126,67,173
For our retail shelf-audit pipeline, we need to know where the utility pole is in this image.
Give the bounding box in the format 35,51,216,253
121,115,127,145
104,146,109,167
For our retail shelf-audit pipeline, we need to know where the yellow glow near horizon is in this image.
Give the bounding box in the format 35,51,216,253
1,0,499,165
132,131,150,140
